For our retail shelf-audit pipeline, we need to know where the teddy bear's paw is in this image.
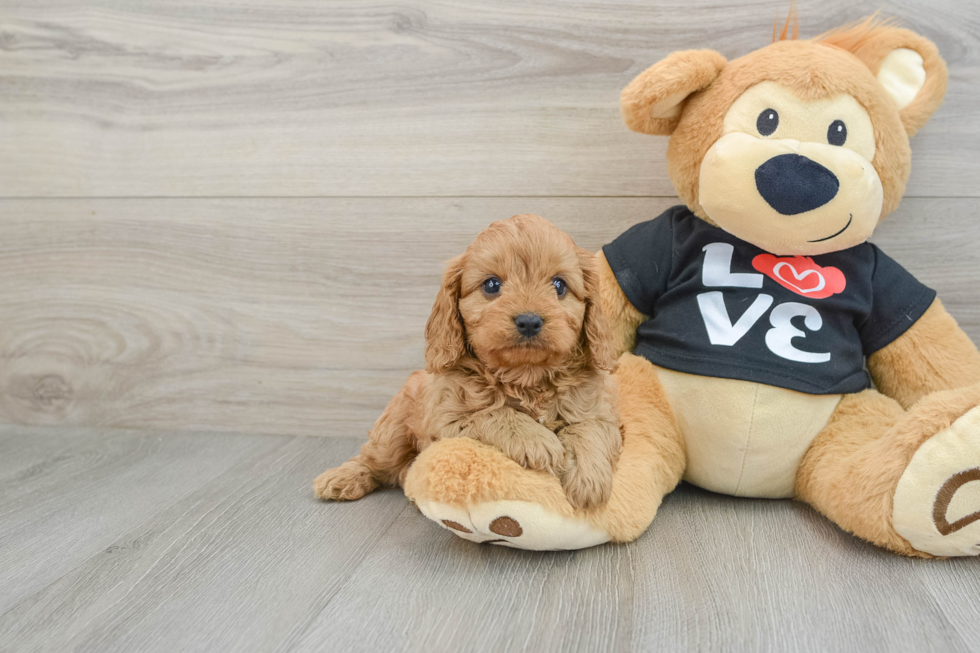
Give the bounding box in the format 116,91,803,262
414,499,611,551
313,461,377,501
893,405,980,557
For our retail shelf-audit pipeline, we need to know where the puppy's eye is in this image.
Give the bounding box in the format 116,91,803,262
482,277,501,296
757,108,779,136
828,120,847,146
552,277,567,298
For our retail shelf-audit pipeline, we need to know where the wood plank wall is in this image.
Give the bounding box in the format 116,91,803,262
1,0,978,436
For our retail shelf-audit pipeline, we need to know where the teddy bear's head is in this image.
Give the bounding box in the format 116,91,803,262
621,17,947,256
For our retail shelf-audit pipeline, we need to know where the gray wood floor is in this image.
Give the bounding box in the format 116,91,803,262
1,425,978,653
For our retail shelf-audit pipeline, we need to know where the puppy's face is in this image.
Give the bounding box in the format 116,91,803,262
425,214,612,374
458,220,586,369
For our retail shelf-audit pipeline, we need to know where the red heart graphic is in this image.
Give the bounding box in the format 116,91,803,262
752,254,846,299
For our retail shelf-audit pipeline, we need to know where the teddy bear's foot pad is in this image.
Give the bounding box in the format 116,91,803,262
893,405,980,557
415,499,610,551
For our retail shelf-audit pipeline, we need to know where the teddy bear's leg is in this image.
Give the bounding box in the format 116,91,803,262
795,384,980,557
597,352,687,541
403,353,686,550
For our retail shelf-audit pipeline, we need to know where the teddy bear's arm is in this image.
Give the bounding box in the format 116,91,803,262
596,251,647,358
867,298,980,409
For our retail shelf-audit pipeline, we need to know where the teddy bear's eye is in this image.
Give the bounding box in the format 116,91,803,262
757,109,779,136
828,120,847,146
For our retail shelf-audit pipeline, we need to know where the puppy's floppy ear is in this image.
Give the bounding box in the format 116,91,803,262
578,249,616,372
621,49,727,136
424,254,466,373
823,23,948,136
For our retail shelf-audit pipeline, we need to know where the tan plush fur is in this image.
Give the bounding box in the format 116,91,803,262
595,251,646,358
816,19,949,136
797,383,980,557
314,214,622,509
621,49,728,136
675,40,911,223
868,299,980,409
623,21,947,226
610,17,977,556
404,353,686,541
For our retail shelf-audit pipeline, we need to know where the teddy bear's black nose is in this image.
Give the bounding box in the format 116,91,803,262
755,154,839,215
514,313,543,338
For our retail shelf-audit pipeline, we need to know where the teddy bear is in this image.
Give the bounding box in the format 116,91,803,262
403,16,980,557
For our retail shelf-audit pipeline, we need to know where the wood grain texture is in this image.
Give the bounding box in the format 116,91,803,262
0,197,976,436
0,429,978,653
0,425,109,479
1,2,977,648
0,0,977,198
0,424,288,615
0,434,408,653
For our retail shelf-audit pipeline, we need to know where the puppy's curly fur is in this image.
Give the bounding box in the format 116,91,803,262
314,214,622,509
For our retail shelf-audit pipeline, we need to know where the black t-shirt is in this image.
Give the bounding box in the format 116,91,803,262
603,206,936,395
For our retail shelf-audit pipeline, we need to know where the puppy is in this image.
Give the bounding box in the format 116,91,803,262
314,214,622,509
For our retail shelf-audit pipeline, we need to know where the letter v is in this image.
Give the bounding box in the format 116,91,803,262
696,292,774,346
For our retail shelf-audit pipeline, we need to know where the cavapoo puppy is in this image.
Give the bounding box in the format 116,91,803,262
314,214,622,509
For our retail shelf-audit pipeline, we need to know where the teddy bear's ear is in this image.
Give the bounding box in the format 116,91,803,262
822,24,948,136
620,49,727,135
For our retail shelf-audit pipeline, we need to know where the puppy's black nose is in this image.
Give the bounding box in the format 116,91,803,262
755,153,839,215
514,313,543,338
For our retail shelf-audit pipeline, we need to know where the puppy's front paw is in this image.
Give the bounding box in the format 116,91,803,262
561,454,613,510
313,461,377,501
502,431,565,474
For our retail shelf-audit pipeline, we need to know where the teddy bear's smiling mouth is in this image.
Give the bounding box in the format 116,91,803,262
807,214,853,243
